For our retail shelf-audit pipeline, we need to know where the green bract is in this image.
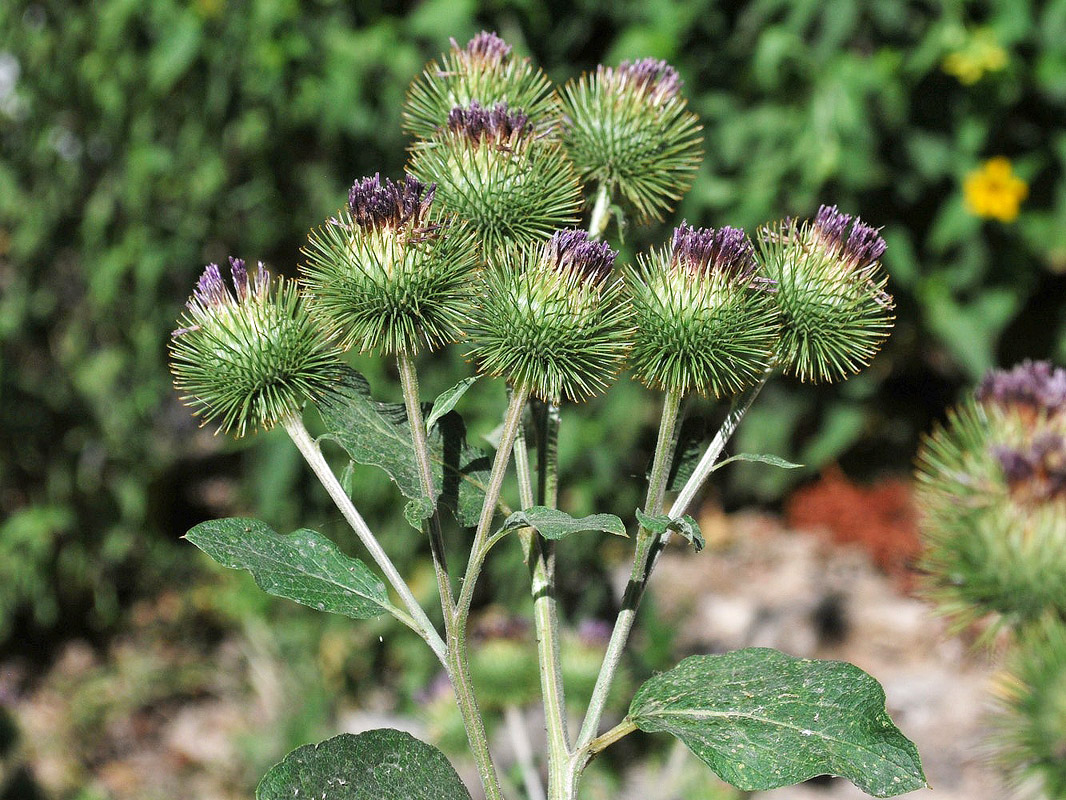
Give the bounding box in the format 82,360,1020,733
404,32,557,141
169,258,342,437
627,224,778,397
916,361,1066,630
467,230,633,402
560,59,703,223
300,175,479,356
757,205,894,383
408,104,582,255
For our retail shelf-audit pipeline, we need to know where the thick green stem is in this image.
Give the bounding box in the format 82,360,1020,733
575,385,685,751
395,350,454,613
587,182,613,241
396,352,509,800
282,415,446,664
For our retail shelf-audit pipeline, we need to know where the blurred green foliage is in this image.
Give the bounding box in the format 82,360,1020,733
2,0,1066,651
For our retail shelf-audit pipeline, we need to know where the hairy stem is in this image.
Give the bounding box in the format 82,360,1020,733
575,385,685,750
282,415,446,664
535,400,561,508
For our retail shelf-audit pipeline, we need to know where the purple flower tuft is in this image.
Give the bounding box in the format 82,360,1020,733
610,58,682,102
812,205,887,274
452,31,512,65
992,432,1066,501
175,258,271,337
347,173,436,230
545,229,616,284
446,101,531,143
976,360,1066,416
670,223,760,283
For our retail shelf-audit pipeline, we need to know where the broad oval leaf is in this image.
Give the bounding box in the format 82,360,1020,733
257,729,472,800
635,509,704,552
628,648,926,797
319,367,494,527
426,376,478,431
500,506,627,540
186,518,391,619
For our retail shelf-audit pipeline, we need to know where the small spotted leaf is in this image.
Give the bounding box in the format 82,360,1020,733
185,518,391,619
628,648,926,797
499,506,628,540
257,729,472,800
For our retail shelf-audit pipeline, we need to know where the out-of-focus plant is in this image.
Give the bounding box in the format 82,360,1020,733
917,359,1066,798
173,33,924,800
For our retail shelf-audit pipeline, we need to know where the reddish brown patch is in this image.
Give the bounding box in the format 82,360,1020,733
785,468,921,589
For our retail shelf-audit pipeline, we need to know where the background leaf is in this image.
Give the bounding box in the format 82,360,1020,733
318,366,493,526
257,729,472,800
628,648,926,797
185,518,391,619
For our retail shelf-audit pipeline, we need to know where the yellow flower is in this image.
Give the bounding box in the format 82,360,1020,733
942,28,1008,85
964,157,1028,223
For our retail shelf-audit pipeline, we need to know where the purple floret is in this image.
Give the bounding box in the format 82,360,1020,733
813,205,886,273
976,360,1066,415
175,258,271,337
447,101,531,142
991,444,1035,484
671,223,759,283
453,31,512,65
348,173,436,230
546,229,616,284
613,58,682,101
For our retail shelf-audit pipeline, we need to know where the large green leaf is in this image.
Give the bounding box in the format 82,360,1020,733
257,729,472,800
628,648,926,797
318,367,493,527
498,506,627,540
186,518,391,619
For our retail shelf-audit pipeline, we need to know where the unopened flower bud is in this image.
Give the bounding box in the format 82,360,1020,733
467,230,633,402
560,58,703,223
628,223,778,397
301,173,479,355
757,206,894,383
169,258,342,436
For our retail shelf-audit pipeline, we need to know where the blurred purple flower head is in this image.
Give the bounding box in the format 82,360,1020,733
347,173,436,231
812,205,887,276
446,101,531,143
991,432,1066,501
452,31,512,66
976,360,1066,416
544,229,616,285
670,223,764,287
577,618,612,648
609,58,682,103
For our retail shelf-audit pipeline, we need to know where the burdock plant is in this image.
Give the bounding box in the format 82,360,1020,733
917,360,1066,799
172,33,925,800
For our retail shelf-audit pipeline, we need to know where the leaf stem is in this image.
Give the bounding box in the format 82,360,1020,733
588,182,613,241
575,384,685,750
281,414,447,664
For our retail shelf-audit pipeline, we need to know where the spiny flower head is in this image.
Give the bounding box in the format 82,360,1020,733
169,258,342,437
468,230,633,402
560,58,702,224
627,223,778,397
916,361,1066,632
301,174,479,355
756,207,894,383
446,101,532,145
409,103,582,255
404,32,557,142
